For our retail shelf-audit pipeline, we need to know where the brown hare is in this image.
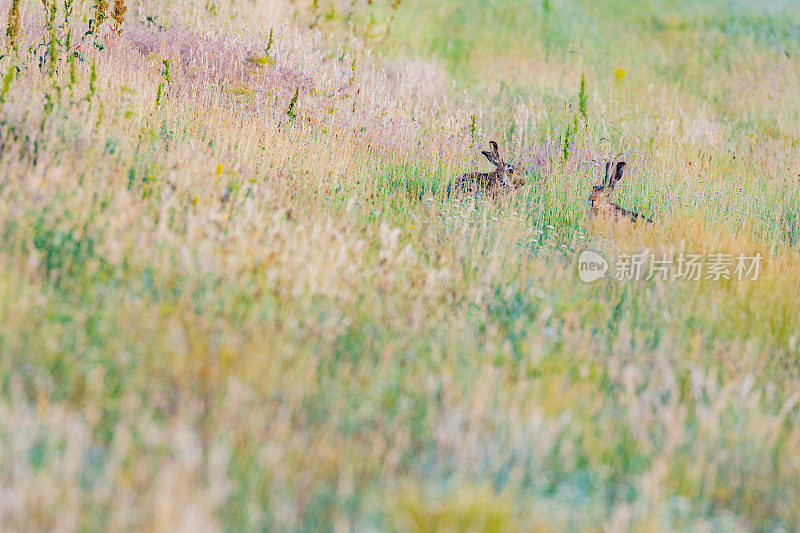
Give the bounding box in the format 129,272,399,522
588,158,653,224
447,141,524,199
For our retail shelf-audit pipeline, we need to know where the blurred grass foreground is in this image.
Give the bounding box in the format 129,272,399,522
1,0,800,530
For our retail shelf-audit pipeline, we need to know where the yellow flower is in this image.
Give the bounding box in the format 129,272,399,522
615,68,626,80
410,224,415,229
216,163,223,175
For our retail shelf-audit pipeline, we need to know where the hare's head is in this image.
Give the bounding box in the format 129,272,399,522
482,141,524,189
589,158,626,207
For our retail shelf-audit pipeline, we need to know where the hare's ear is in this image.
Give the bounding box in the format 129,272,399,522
602,161,612,187
609,161,626,189
481,149,497,166
489,141,503,166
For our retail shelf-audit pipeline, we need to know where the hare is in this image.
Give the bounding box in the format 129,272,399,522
447,141,524,199
588,158,653,224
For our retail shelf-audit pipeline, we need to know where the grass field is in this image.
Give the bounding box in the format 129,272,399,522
1,0,800,530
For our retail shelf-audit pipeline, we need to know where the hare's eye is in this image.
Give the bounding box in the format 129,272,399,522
508,168,514,174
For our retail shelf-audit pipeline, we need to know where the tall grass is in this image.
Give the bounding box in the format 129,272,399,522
0,0,799,530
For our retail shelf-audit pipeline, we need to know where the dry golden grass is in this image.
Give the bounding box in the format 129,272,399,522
1,0,800,530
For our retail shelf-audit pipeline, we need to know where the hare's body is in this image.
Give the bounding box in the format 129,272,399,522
588,159,653,225
447,141,524,199
447,171,510,199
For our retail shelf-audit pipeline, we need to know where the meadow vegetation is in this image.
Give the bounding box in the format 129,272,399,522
1,0,800,530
